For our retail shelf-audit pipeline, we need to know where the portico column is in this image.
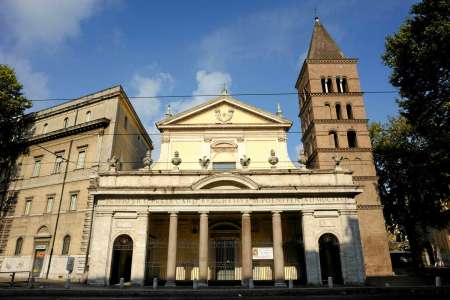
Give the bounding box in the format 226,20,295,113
198,212,209,287
272,211,286,287
165,212,178,287
241,211,253,287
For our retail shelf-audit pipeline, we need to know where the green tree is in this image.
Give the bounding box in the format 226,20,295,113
370,117,449,268
383,0,450,183
0,64,32,213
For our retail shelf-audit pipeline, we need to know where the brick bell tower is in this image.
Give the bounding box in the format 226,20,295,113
296,17,393,276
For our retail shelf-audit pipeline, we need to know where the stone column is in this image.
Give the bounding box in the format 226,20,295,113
272,211,286,287
87,211,113,285
241,212,253,287
131,211,149,286
165,212,178,287
340,210,365,284
198,212,209,287
301,210,321,285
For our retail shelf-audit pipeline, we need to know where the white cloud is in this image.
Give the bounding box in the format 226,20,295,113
130,72,175,158
131,72,174,122
1,0,101,48
0,50,49,102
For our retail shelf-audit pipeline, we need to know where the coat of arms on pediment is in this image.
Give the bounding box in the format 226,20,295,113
214,108,234,123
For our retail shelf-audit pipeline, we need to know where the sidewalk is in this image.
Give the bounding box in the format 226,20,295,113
0,284,449,299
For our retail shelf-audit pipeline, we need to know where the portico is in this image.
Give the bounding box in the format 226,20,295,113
87,170,366,287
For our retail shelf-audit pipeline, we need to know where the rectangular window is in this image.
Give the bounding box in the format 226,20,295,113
53,152,64,173
76,150,86,169
24,198,32,215
32,157,42,177
212,162,236,170
69,193,77,211
46,196,54,213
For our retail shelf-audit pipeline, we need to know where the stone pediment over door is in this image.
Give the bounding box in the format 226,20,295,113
156,96,292,129
192,174,260,190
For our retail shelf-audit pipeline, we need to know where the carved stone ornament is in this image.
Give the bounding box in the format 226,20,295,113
240,155,251,168
215,108,234,123
298,150,308,169
108,155,120,172
141,150,153,170
171,151,182,169
332,155,344,171
198,156,210,169
268,149,279,168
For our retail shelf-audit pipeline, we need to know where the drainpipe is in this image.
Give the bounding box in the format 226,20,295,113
46,140,73,279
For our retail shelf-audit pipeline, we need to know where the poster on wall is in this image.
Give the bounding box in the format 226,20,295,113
0,257,32,272
252,247,274,260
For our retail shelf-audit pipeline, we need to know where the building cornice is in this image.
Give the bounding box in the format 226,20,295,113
24,118,110,146
306,58,358,64
28,86,121,121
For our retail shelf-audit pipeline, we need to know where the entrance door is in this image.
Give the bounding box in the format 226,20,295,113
319,233,343,284
215,239,235,280
32,249,45,277
110,235,133,285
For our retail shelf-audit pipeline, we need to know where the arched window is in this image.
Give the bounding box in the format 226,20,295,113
346,104,353,119
62,235,70,255
336,77,348,93
329,131,339,148
347,131,357,148
85,111,91,122
42,123,48,134
335,104,342,120
324,103,332,119
14,237,23,255
63,117,68,128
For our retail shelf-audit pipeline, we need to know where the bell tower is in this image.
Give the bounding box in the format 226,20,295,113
296,18,393,276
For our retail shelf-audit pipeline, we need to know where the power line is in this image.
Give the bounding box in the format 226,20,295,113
27,90,399,102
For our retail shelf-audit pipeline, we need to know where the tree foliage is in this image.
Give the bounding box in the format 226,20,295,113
370,117,449,267
0,64,32,210
383,0,450,177
381,0,450,266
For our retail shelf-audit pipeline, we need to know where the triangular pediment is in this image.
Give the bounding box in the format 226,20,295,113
156,96,292,129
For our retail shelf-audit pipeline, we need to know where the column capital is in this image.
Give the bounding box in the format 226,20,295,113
199,211,209,215
169,212,178,217
271,210,282,215
241,211,252,216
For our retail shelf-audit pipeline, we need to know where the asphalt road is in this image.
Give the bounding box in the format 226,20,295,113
1,295,449,300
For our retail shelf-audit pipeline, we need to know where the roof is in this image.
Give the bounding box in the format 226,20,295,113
307,18,345,60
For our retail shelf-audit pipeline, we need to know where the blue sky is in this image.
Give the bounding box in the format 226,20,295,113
0,0,418,160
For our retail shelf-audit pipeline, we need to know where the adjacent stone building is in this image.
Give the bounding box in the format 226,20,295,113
0,18,396,286
0,86,151,281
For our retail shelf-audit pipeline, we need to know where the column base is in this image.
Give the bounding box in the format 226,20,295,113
274,280,287,288
198,281,208,288
165,280,176,287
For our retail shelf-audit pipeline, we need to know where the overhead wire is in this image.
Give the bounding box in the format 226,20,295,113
26,90,399,102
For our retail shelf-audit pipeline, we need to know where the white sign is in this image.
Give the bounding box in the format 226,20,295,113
0,257,31,272
252,247,273,260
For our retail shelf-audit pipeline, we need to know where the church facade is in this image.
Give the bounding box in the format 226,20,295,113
1,19,394,287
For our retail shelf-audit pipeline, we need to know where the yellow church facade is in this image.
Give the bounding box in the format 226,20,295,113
87,92,366,287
